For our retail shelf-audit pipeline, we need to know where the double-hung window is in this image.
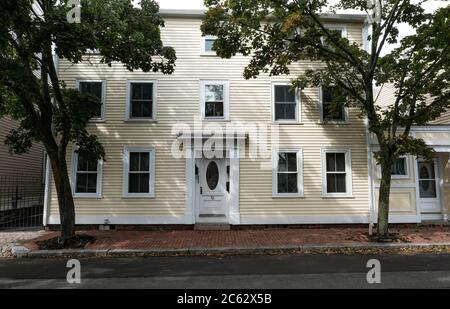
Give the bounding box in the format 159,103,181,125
321,25,347,49
273,149,303,197
273,83,299,122
126,81,157,120
320,85,347,122
322,149,352,197
72,151,103,198
123,147,155,197
76,80,106,120
200,80,229,120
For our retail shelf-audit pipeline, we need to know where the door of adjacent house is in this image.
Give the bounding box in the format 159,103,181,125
196,158,228,222
418,159,441,214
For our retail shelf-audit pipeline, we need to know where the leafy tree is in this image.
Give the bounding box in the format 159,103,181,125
202,0,450,239
0,0,176,242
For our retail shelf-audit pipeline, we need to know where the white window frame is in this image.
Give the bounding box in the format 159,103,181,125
76,80,106,121
377,155,410,179
200,80,229,121
319,85,349,124
125,80,157,121
71,148,103,198
321,148,353,197
122,147,155,198
201,35,218,55
321,24,348,45
272,82,301,123
272,149,304,197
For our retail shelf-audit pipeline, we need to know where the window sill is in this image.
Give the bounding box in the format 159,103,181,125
201,118,230,122
273,121,303,125
321,195,354,199
124,119,157,123
73,194,103,199
200,53,218,57
319,121,350,125
89,119,106,123
272,194,305,198
122,195,155,199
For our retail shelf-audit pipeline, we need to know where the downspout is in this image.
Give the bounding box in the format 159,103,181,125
43,155,51,226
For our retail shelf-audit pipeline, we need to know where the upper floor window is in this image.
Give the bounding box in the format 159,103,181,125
123,147,155,198
273,83,300,122
202,35,217,54
320,85,347,122
77,80,106,120
321,25,347,48
126,80,157,121
273,149,304,197
322,148,352,197
71,150,103,198
200,80,229,120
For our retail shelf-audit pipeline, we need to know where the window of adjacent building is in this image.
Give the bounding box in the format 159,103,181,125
123,147,155,197
378,156,409,179
202,35,217,54
322,149,352,197
200,80,229,120
77,80,105,120
320,85,347,122
273,84,299,122
273,149,303,197
126,81,156,120
72,151,103,198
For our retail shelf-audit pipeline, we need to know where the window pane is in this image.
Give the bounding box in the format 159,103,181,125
419,180,437,198
287,153,297,172
419,162,435,179
76,174,88,193
87,174,98,193
322,87,333,103
391,158,406,175
327,173,346,193
131,100,152,118
326,153,345,172
277,173,298,193
205,84,223,102
275,85,295,103
275,103,296,120
139,173,150,193
205,101,223,117
80,82,102,99
322,86,345,121
287,173,298,193
128,174,140,193
204,38,216,52
77,155,88,171
278,153,287,172
129,153,140,171
140,152,150,171
131,83,152,100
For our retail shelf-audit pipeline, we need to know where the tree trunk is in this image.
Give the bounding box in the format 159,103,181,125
48,150,76,241
377,158,393,239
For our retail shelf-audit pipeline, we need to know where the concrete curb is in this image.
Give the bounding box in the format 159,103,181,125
11,242,450,258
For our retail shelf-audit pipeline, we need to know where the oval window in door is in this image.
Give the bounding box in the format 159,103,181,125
206,161,219,190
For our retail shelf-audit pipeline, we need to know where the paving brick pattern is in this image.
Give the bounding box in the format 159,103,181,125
0,229,46,257
21,226,450,251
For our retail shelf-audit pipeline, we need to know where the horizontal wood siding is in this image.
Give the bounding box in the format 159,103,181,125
51,17,369,222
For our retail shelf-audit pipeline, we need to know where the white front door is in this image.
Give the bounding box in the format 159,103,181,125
196,159,228,222
418,159,441,214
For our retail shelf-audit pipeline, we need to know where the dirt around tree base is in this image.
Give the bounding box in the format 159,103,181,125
36,235,96,250
370,232,410,243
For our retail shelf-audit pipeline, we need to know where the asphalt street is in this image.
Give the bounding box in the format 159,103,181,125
0,254,450,288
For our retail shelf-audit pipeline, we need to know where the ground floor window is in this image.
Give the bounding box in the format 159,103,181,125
273,149,303,197
71,150,103,198
123,147,155,197
322,148,352,197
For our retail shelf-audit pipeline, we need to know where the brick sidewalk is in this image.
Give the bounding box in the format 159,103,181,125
21,226,450,251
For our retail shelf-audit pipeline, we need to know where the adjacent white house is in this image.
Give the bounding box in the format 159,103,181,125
43,9,450,228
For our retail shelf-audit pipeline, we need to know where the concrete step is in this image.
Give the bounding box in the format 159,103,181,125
194,223,231,231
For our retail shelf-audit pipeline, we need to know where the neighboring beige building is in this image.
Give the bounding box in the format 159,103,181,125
44,9,449,227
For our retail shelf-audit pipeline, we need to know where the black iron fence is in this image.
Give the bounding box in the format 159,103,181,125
0,175,44,229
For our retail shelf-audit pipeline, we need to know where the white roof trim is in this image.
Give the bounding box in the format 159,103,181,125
159,9,367,22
